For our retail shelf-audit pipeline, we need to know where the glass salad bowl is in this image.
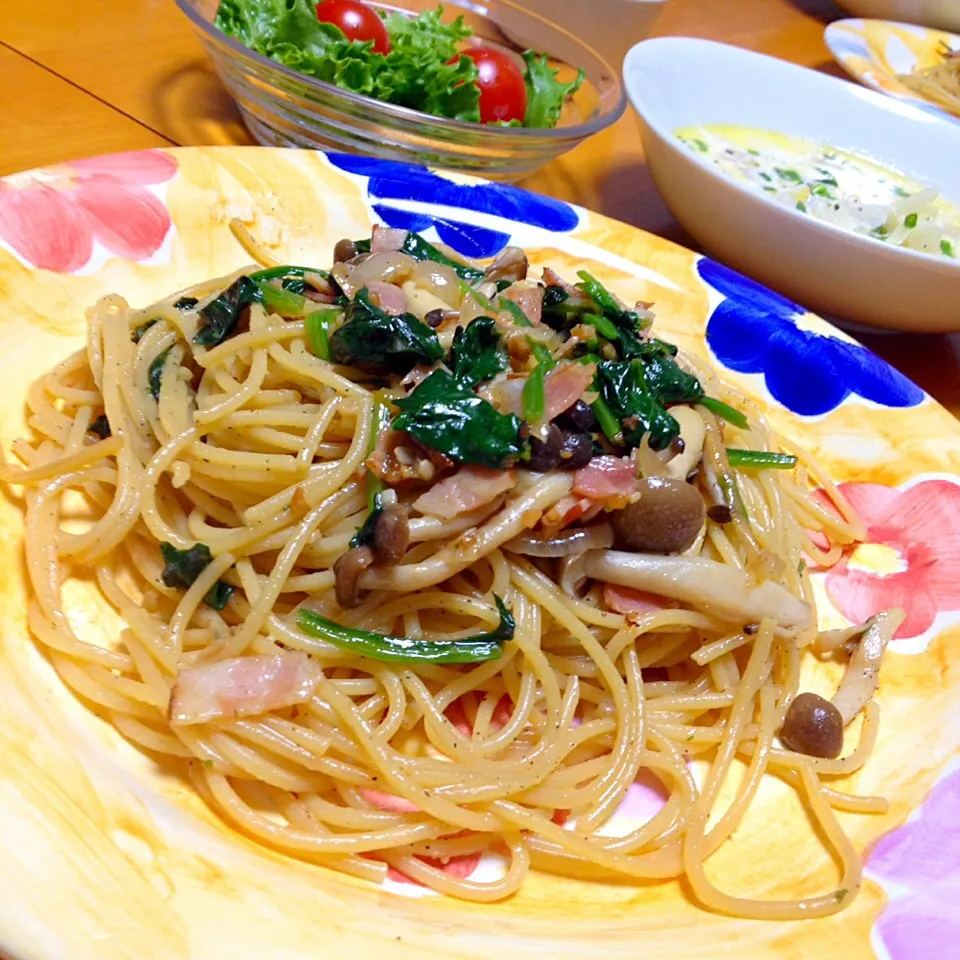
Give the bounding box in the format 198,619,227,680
175,0,626,181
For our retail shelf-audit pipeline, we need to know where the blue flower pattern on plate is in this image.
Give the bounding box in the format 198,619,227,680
699,259,924,416
326,153,579,259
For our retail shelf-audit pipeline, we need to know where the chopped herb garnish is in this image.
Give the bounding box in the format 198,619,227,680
329,287,443,374
904,213,919,229
392,369,523,467
775,168,803,184
691,138,709,153
297,595,514,664
871,225,890,239
758,172,773,182
796,201,808,213
942,239,956,258
893,186,911,198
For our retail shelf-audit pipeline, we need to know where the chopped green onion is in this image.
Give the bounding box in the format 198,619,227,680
250,265,329,283
758,172,772,182
871,225,889,239
941,239,955,258
296,596,515,664
258,282,308,316
812,184,834,199
691,138,709,153
726,448,798,470
591,395,622,444
904,213,919,229
584,312,620,341
528,341,556,369
796,201,808,213
775,168,802,184
305,310,339,360
523,362,547,423
699,396,748,429
748,148,760,157
893,186,911,198
500,299,532,327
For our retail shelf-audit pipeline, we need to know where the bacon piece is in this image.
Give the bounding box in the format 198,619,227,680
169,653,322,725
543,362,595,423
386,852,482,885
501,281,543,325
366,281,407,316
603,584,672,617
413,466,516,520
360,789,420,813
573,456,639,507
542,494,603,530
370,225,408,254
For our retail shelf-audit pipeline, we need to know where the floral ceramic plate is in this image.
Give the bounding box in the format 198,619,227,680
0,146,959,960
825,18,960,121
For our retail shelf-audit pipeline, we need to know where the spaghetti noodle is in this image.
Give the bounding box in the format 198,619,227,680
0,225,901,918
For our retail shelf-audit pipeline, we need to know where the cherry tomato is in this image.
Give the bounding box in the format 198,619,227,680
457,47,528,124
315,0,391,55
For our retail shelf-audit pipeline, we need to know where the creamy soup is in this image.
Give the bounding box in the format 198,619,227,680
676,124,959,260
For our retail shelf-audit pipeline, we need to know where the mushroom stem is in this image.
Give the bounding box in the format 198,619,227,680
583,549,812,636
830,610,905,725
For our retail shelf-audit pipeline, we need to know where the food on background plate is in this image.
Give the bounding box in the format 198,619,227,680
0,223,903,918
898,41,960,119
214,0,585,127
677,124,960,260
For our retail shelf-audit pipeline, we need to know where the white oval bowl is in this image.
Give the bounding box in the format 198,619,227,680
623,36,960,332
835,0,960,33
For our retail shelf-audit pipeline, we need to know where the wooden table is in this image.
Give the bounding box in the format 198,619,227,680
1,0,957,413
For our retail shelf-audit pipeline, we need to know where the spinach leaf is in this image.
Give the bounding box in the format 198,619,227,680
576,271,652,360
631,339,704,404
193,275,261,348
540,285,588,334
401,232,484,284
595,361,679,451
522,52,585,130
393,369,523,467
88,415,111,439
297,594,514,664
449,317,508,386
203,581,236,611
132,319,156,343
174,296,199,311
329,287,443,374
350,491,383,549
160,542,234,611
148,348,171,401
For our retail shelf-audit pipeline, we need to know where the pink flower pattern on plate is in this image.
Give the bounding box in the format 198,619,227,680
0,150,177,273
869,769,960,959
817,480,960,641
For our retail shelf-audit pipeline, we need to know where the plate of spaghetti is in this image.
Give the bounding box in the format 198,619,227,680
826,18,960,121
0,146,959,960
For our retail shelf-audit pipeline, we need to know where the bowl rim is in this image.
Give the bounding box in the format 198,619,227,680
175,0,627,141
624,35,960,275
